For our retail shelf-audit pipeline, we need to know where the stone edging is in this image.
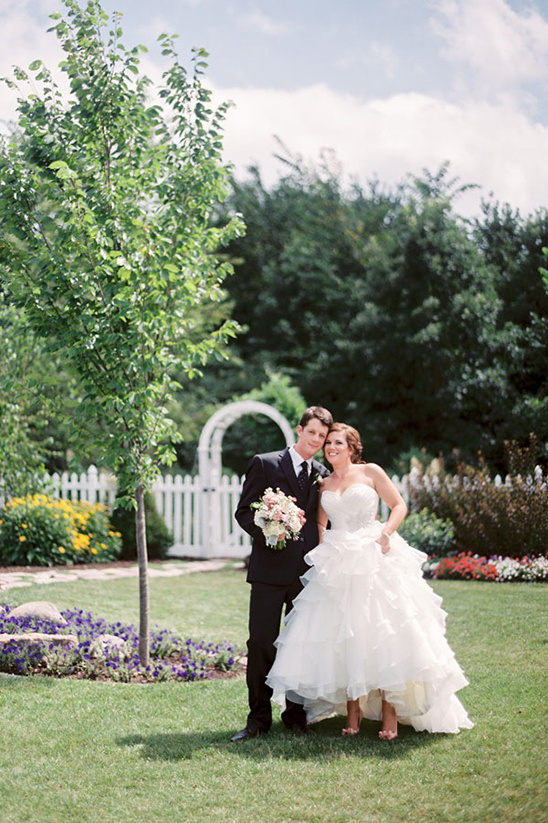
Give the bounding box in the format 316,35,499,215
0,560,241,591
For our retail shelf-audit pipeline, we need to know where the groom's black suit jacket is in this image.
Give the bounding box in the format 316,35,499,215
235,447,330,586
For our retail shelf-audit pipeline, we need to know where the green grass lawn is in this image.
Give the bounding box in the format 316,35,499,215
1,569,546,823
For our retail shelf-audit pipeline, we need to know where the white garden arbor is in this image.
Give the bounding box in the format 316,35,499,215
197,401,295,556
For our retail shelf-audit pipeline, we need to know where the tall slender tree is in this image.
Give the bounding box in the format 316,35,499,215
0,0,244,664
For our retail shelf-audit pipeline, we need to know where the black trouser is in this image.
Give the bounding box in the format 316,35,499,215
246,579,307,733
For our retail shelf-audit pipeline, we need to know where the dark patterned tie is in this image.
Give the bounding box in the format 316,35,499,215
297,461,309,494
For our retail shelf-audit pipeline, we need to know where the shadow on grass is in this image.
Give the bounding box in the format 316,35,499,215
117,718,439,763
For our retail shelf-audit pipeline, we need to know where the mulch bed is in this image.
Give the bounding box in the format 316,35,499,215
60,664,245,684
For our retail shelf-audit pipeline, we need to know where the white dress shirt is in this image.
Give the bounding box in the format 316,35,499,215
289,445,312,477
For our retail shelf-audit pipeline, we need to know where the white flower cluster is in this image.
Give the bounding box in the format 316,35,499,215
492,555,548,582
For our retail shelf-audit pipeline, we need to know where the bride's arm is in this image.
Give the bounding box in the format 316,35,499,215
364,464,408,553
316,496,328,543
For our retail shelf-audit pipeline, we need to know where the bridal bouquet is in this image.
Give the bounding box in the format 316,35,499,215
251,487,306,549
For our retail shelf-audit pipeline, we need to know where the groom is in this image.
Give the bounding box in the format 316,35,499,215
230,405,333,741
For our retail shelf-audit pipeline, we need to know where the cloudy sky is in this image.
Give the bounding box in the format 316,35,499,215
1,0,547,217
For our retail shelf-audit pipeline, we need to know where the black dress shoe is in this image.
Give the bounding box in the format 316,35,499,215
229,727,264,742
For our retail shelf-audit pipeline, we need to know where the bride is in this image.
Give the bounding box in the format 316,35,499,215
266,423,473,739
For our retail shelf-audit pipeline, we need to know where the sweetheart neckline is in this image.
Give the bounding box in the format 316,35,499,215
322,483,377,499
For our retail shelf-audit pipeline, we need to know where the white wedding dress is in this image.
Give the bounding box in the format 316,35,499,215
266,483,473,733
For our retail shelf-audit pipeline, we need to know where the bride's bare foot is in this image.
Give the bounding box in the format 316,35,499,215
342,699,363,736
379,699,398,740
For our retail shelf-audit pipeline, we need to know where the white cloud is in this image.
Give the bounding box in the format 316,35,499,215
135,16,174,42
336,41,398,81
432,0,548,96
2,1,545,220
237,10,295,36
0,1,60,70
369,42,398,80
214,82,548,217
0,1,66,131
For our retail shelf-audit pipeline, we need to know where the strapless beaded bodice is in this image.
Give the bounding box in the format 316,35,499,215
321,484,379,532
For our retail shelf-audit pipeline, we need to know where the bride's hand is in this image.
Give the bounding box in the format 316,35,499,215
378,531,391,554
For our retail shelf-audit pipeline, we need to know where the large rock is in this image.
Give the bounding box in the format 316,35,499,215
96,633,127,649
7,601,68,626
91,634,131,659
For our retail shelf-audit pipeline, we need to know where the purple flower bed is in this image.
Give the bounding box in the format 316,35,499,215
0,604,243,682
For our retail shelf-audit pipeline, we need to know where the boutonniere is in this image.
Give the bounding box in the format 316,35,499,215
312,472,325,487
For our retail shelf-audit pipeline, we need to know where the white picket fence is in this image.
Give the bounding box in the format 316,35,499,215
43,466,252,559
408,464,546,490
42,465,410,559
34,464,548,559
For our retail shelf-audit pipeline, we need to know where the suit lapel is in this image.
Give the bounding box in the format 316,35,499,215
281,448,301,501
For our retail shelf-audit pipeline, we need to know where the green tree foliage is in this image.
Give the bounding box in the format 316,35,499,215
164,295,248,474
222,371,308,475
473,204,548,464
0,0,244,663
541,246,548,291
0,286,104,479
0,293,49,499
223,155,548,470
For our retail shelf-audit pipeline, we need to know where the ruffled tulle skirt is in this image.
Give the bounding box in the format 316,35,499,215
266,523,473,733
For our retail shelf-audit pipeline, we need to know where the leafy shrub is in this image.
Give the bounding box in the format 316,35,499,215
110,490,172,560
0,494,122,566
399,508,455,556
409,438,548,559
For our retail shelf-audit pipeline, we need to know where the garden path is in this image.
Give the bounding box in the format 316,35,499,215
0,559,235,591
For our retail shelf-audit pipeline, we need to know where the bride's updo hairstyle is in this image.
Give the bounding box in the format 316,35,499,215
327,423,364,464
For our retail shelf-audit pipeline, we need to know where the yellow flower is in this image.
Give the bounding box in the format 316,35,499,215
91,548,98,555
71,531,91,551
58,547,66,554
19,535,26,542
22,523,28,528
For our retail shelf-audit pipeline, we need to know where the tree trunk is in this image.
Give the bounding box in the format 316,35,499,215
135,484,150,667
